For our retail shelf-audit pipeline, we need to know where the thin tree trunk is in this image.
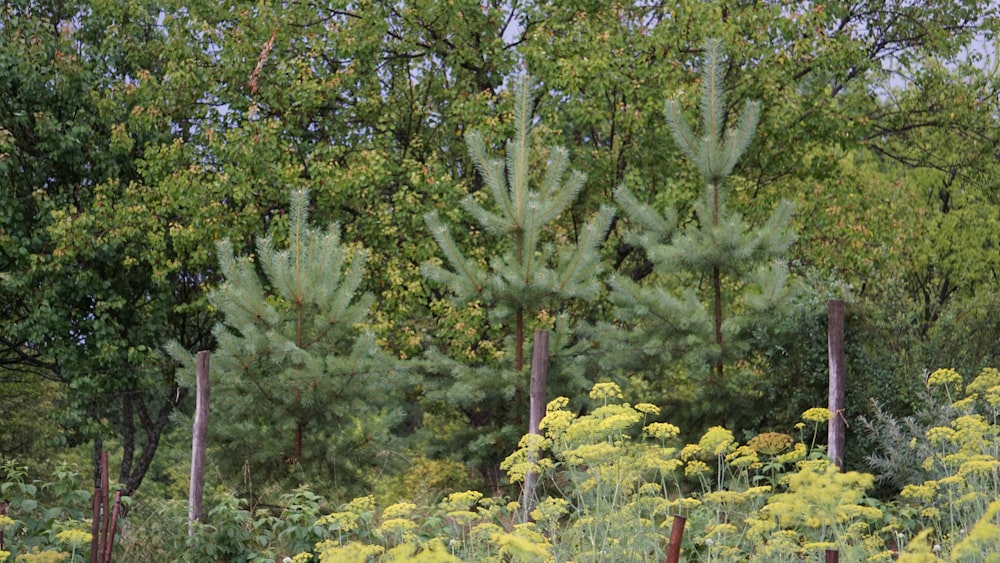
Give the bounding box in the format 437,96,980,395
713,264,723,381
711,179,724,381
189,351,210,534
828,300,846,469
515,307,524,372
522,330,549,519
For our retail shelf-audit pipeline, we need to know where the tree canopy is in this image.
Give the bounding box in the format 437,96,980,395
1,0,999,498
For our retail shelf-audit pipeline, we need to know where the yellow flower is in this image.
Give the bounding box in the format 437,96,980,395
951,395,977,411
919,506,940,519
530,497,570,523
685,460,710,476
748,432,794,455
347,495,375,513
440,490,483,513
377,517,417,536
317,510,361,532
55,529,92,546
927,368,962,388
725,445,760,468
563,442,621,465
381,501,416,520
680,444,702,460
703,490,751,507
698,426,735,456
925,426,955,446
959,456,1000,477
595,408,642,434
899,482,938,503
707,523,739,537
801,407,833,423
546,396,570,412
492,531,551,561
644,422,680,440
776,442,808,464
634,403,660,415
966,367,1000,394
667,497,702,511
471,522,502,541
539,409,574,436
589,382,623,402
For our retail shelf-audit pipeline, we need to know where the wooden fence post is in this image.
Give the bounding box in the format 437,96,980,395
826,548,840,562
522,330,549,520
87,450,123,563
665,514,686,563
828,299,846,469
189,350,211,535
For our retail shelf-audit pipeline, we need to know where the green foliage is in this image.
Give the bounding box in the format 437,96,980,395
423,75,615,361
420,76,614,477
608,39,796,432
170,189,405,496
0,462,94,562
12,375,1000,561
4,6,1000,552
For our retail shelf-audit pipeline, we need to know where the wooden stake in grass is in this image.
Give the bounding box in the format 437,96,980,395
189,350,211,535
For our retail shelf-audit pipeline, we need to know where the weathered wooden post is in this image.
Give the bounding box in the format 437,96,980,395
188,350,211,535
825,548,840,562
828,299,846,469
522,330,549,520
665,514,686,563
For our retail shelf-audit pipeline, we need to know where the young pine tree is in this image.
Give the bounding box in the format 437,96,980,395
611,39,795,397
172,189,402,496
421,76,614,476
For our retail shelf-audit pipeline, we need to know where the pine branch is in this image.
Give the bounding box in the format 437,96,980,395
613,185,675,236
465,131,514,221
422,211,486,298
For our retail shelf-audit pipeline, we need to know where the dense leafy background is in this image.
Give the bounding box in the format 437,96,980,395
2,0,999,531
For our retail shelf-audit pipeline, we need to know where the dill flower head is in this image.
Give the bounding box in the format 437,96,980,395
899,481,938,503
348,495,375,514
589,382,623,402
724,445,760,468
926,368,962,388
644,422,681,440
0,515,14,527
801,407,833,423
698,426,735,456
316,511,359,532
680,444,702,461
685,460,711,476
440,490,484,513
55,529,92,546
634,403,660,415
530,497,570,523
381,501,417,520
377,517,417,536
748,432,794,455
966,367,1000,394
546,396,570,413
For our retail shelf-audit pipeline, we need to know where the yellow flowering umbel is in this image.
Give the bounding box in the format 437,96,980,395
589,381,624,403
748,432,794,456
801,407,833,423
698,426,736,457
927,368,963,389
